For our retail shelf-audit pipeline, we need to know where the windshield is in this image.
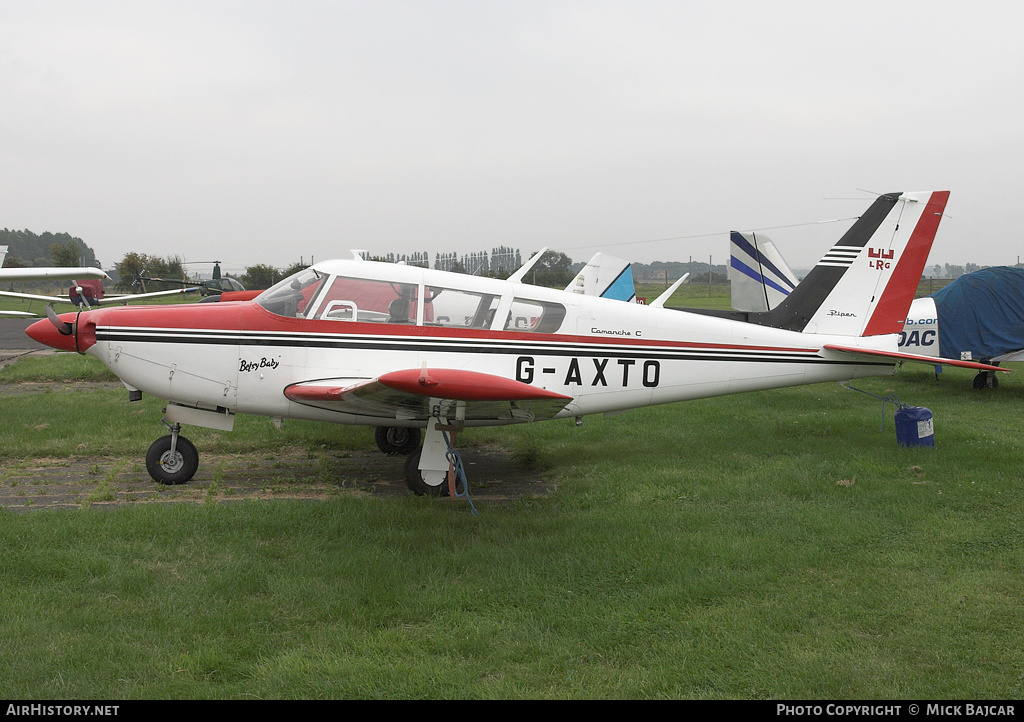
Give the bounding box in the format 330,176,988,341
256,268,326,318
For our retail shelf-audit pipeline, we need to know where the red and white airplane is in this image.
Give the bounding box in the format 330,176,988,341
25,191,1006,496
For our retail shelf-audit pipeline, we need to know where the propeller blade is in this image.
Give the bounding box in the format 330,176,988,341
45,305,74,336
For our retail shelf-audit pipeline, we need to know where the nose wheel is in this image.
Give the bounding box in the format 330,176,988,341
146,423,199,485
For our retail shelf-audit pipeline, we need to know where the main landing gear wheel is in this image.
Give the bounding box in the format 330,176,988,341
404,449,450,497
374,426,421,455
146,434,199,485
972,370,999,389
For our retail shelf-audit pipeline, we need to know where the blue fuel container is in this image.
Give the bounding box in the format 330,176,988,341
894,406,935,448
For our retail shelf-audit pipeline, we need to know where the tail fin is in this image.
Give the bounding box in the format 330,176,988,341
751,191,949,336
0,245,7,268
729,232,799,312
566,252,636,302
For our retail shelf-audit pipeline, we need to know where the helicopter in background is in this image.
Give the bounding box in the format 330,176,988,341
137,261,245,301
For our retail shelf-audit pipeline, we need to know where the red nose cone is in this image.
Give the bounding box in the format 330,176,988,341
26,314,80,352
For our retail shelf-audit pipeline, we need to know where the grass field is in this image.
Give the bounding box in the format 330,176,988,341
0,352,1021,699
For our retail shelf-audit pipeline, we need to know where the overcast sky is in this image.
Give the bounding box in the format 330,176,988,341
3,0,1022,274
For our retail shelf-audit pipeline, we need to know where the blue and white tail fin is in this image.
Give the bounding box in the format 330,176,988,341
729,232,798,312
752,191,950,337
566,253,636,302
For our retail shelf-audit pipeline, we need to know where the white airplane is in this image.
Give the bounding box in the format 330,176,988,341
26,191,1006,498
728,227,1024,388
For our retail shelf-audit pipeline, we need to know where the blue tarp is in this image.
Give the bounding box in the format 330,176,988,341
931,267,1024,361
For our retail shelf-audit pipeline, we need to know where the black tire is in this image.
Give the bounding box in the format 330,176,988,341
403,449,450,496
973,371,999,390
374,426,421,455
146,434,199,485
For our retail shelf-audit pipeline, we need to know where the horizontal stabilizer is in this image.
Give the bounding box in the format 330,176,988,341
822,344,1008,373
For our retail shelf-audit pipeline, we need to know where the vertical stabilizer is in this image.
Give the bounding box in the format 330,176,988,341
751,191,949,336
729,232,798,312
566,253,636,302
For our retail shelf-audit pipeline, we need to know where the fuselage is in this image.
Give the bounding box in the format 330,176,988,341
30,258,896,428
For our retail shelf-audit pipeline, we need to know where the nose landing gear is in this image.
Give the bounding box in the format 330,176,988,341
146,422,199,485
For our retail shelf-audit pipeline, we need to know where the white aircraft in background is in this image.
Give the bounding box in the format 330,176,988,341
565,251,689,308
728,231,800,312
0,245,195,315
0,244,106,316
0,278,197,312
27,191,1005,499
728,227,1024,388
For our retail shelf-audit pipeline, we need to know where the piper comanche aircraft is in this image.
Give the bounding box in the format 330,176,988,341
26,191,1006,496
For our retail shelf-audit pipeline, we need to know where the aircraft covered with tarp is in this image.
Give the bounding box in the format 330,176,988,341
930,266,1024,364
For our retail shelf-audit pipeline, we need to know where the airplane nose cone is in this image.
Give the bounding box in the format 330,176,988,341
26,313,79,352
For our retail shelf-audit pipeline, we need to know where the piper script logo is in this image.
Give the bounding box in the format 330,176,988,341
868,248,895,270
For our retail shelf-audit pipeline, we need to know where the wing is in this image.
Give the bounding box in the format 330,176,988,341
993,349,1024,363
822,344,1009,372
0,287,198,307
0,267,107,282
0,290,69,304
285,367,573,424
100,287,199,303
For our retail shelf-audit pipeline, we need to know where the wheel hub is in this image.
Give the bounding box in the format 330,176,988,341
159,451,184,473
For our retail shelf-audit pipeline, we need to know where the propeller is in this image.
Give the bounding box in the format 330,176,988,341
73,282,92,310
45,305,73,336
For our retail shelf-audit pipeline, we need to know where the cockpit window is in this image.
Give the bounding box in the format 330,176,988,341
504,298,566,333
424,287,499,329
255,269,327,318
307,276,419,324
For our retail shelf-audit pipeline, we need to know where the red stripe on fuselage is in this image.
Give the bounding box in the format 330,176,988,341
95,300,821,356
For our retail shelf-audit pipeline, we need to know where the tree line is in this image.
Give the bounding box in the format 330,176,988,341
0,229,100,269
